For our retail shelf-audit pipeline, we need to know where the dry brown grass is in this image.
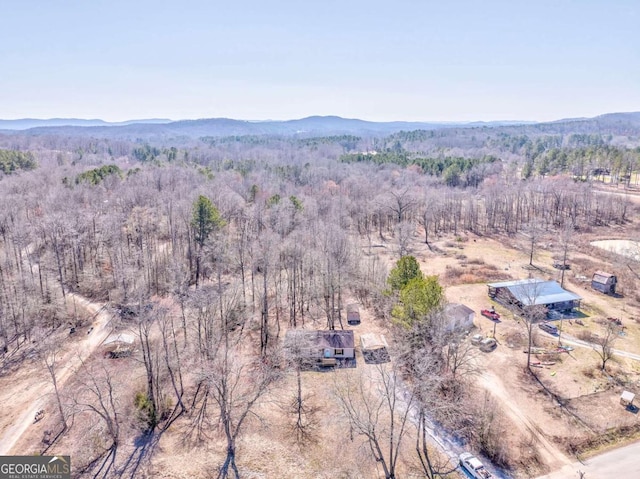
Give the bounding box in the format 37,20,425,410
536,353,564,364
503,330,526,349
9,228,640,478
466,258,487,266
442,262,511,286
581,366,597,379
431,230,640,470
576,330,594,342
561,423,640,457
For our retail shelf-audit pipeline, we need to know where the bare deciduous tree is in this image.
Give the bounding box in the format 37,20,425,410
283,331,320,443
206,343,280,478
558,221,574,288
445,337,480,382
415,407,458,479
418,192,439,251
41,340,68,433
71,360,121,477
188,284,281,479
473,391,508,466
592,322,618,371
511,281,548,370
387,188,418,223
523,218,543,267
333,365,413,479
393,220,416,258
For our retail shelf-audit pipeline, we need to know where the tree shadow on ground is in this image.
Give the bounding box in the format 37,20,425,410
528,369,595,435
117,431,160,479
74,444,118,479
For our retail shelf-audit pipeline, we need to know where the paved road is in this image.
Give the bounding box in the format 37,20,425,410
540,329,640,362
536,440,640,478
561,334,640,361
529,330,640,479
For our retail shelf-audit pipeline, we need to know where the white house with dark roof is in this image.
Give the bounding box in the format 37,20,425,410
284,330,355,367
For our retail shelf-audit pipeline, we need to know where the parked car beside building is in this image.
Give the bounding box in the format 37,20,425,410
538,322,559,335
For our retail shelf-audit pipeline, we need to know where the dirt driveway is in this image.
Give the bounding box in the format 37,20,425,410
404,233,640,475
0,293,113,454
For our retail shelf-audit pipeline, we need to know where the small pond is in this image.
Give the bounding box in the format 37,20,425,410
591,239,640,261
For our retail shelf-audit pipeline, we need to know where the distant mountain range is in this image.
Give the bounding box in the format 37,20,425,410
0,112,639,140
0,115,532,132
0,118,173,130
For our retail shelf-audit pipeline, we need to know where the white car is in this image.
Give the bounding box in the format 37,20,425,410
479,338,497,352
459,452,492,479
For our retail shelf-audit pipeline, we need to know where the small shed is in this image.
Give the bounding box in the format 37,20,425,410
347,304,361,325
103,333,135,358
360,333,390,364
621,390,635,407
360,333,388,352
443,303,475,333
592,271,617,295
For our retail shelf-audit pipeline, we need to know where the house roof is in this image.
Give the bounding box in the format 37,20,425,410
103,333,135,346
285,330,355,351
444,303,474,320
621,390,636,403
592,271,615,284
487,278,582,306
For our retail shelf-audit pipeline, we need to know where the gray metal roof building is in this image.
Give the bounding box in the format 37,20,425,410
488,278,582,312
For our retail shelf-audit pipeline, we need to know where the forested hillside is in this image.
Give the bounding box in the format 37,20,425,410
0,118,638,478
0,149,37,174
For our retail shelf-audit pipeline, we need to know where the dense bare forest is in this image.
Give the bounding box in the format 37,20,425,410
0,116,639,478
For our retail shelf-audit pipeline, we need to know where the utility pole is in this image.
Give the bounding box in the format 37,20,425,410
557,317,564,347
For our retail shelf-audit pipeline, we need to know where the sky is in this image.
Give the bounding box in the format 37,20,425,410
0,0,638,122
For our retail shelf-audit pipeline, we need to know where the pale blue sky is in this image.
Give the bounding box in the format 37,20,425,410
1,0,638,122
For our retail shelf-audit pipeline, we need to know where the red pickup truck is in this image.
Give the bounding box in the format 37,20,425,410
481,309,500,321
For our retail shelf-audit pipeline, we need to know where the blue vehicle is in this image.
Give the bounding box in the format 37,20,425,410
539,322,559,335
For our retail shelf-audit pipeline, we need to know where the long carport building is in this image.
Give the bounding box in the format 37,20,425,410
487,278,582,313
